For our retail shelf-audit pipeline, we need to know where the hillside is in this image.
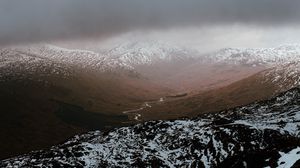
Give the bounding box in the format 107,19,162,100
1,43,300,159
2,87,300,167
0,46,171,159
141,62,300,120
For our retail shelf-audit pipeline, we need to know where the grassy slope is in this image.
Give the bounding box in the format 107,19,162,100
141,70,280,120
0,69,170,159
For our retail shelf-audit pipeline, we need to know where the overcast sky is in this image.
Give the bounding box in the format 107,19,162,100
1,0,300,46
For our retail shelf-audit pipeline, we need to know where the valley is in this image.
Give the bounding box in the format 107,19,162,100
2,1,300,167
1,41,300,163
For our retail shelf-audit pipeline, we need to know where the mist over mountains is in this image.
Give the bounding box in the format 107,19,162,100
1,1,300,167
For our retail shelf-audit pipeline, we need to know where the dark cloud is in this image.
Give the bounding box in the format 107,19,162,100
1,0,300,46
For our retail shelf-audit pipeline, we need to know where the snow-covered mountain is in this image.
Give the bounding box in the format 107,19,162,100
4,42,300,69
3,43,300,76
16,45,135,71
2,87,300,167
205,44,300,92
102,40,198,66
2,42,300,92
0,41,198,82
0,45,137,83
210,44,300,66
0,48,73,82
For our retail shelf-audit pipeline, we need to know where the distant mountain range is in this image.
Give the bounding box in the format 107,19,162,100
2,43,300,84
1,43,299,96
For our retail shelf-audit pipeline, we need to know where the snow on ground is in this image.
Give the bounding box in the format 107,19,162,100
277,147,300,168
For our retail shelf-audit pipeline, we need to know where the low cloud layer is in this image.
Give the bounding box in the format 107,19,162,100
1,0,300,46
53,25,300,55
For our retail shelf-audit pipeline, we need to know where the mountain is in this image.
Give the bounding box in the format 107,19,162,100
0,45,172,159
209,44,300,66
0,45,171,116
2,87,300,167
7,43,299,75
4,45,134,73
8,42,300,93
0,47,73,82
102,40,198,66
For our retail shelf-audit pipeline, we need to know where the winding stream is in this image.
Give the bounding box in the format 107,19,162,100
122,97,165,121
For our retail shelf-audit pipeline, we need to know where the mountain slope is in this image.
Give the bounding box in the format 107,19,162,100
0,46,172,159
141,50,300,120
263,61,300,92
2,87,300,167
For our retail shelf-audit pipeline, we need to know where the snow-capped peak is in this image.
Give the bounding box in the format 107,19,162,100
102,40,198,66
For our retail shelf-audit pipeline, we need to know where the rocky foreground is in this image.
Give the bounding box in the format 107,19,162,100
2,88,300,168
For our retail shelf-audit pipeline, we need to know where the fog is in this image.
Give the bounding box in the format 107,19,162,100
1,0,300,46
51,25,300,55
